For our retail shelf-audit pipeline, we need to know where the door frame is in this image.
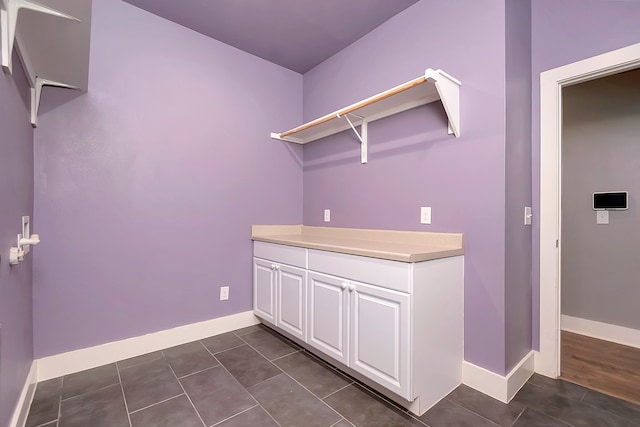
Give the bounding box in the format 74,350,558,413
538,43,640,377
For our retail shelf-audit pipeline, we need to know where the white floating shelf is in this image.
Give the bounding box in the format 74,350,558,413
271,68,461,163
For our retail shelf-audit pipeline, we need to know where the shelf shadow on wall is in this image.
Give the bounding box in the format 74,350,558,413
279,138,304,170
303,103,451,171
36,84,86,118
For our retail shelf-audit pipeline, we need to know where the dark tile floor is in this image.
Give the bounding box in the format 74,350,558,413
26,324,640,427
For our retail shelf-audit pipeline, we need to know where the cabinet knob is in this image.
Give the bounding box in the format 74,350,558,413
348,283,355,292
341,282,348,290
275,265,280,271
271,264,276,270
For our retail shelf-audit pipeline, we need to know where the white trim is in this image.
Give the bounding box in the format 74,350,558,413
462,351,534,403
538,42,640,379
36,311,259,381
561,315,640,349
8,361,38,427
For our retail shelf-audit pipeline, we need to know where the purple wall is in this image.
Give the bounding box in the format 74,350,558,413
302,0,512,374
0,55,35,426
530,0,640,349
504,0,532,371
32,0,303,358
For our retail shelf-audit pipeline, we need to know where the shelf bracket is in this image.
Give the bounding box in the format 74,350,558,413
1,0,79,73
30,77,79,127
338,112,368,164
425,69,461,137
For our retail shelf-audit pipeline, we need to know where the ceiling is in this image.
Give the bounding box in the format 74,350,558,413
122,0,419,74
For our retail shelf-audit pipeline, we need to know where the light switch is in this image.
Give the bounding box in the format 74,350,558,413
596,210,609,224
524,207,532,226
324,209,330,222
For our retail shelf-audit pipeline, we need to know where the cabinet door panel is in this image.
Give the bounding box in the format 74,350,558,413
307,272,348,365
253,258,276,324
350,281,410,399
277,265,307,341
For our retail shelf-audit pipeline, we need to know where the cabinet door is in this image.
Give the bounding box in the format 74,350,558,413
307,272,349,365
253,258,276,324
276,264,307,341
350,281,410,399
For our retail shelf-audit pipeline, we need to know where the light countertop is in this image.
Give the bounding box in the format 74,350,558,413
251,225,464,263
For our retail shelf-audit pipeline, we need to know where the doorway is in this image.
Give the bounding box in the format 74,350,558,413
538,43,640,380
558,69,640,404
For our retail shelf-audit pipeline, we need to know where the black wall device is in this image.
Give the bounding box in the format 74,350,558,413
593,191,628,210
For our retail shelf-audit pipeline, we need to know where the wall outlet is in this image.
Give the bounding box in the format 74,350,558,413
420,207,431,224
324,209,331,222
220,286,229,301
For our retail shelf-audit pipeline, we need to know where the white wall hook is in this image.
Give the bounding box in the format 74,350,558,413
1,0,80,73
9,216,40,265
9,247,20,265
19,233,39,246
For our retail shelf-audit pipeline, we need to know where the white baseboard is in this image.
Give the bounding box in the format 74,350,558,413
37,311,259,381
9,361,38,427
561,315,640,349
462,351,534,403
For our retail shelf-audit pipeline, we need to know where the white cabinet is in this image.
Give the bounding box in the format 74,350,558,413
307,272,349,365
253,258,276,324
307,271,410,398
253,241,463,416
276,264,307,341
253,241,308,342
350,280,410,398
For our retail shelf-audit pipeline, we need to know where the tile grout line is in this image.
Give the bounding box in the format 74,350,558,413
302,348,349,373
525,379,627,424
329,419,353,427
234,330,285,361
59,381,123,402
115,363,133,427
439,398,502,426
57,376,63,422
166,362,207,427
208,404,258,426
202,348,283,427
117,353,165,373
339,378,414,416
508,407,525,427
269,349,303,362
127,393,187,415
198,340,284,394
231,324,265,337
238,326,423,424
569,396,637,425
270,362,358,425
220,338,290,391
292,346,412,417
203,334,294,427
534,377,640,423
176,364,219,380
521,407,576,427
321,383,354,401
200,341,247,356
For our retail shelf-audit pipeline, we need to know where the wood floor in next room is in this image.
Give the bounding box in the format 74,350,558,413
561,330,640,406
